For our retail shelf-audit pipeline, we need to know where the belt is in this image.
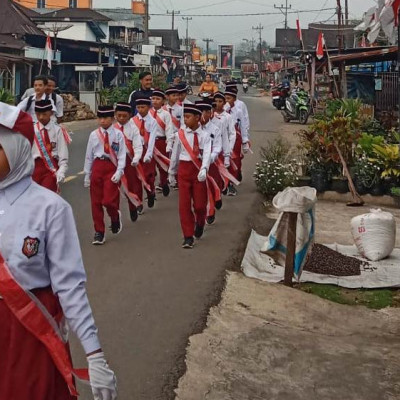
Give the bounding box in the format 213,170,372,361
156,136,166,140
96,156,111,161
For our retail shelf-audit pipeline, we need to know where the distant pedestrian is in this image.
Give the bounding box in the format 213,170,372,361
128,71,153,114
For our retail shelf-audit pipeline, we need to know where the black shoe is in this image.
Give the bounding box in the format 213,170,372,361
194,224,204,239
237,171,243,182
222,188,228,196
162,184,170,197
182,237,194,249
206,215,215,225
215,199,223,210
137,205,144,215
147,193,156,208
92,232,105,245
227,183,237,196
111,210,122,234
130,208,138,222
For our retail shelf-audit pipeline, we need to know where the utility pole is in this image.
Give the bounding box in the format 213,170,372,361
344,0,349,25
167,10,180,48
182,16,192,52
144,0,149,44
274,1,291,69
252,24,264,80
202,38,213,69
337,0,343,52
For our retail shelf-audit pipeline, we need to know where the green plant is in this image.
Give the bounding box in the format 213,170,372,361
0,88,15,105
354,154,383,188
356,133,385,157
371,144,400,178
391,187,400,197
260,138,293,163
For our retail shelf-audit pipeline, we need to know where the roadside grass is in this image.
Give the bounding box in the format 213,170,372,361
298,283,398,310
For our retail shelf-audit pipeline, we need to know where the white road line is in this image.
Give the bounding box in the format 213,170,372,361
64,175,77,183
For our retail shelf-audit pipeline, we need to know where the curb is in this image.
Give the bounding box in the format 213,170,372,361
317,191,398,208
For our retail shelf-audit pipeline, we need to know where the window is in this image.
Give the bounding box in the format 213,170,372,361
69,0,77,7
37,0,45,7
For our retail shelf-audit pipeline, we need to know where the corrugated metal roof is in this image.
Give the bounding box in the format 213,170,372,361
330,46,398,64
32,8,111,22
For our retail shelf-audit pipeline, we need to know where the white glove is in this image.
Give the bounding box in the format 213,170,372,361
242,142,250,154
131,158,140,167
111,170,123,184
210,153,218,163
197,168,207,182
166,144,173,153
224,156,231,168
87,352,117,400
56,170,65,184
143,153,152,163
84,175,91,188
168,174,177,186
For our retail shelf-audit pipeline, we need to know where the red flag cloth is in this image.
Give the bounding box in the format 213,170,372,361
361,34,367,47
316,32,325,60
296,19,303,42
46,35,53,70
394,0,400,25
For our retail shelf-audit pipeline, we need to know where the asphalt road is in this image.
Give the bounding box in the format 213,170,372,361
62,88,284,399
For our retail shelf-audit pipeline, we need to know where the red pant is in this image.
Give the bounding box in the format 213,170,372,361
90,159,120,233
229,133,243,180
32,158,58,193
209,162,224,191
178,161,208,238
141,154,156,196
0,287,75,400
155,138,169,187
124,156,142,211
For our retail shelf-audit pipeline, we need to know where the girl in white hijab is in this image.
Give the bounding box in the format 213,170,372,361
0,103,117,400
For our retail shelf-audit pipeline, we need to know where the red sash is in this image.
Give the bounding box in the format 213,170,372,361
163,105,180,129
0,253,88,396
215,157,240,187
132,116,150,145
150,108,166,131
60,125,72,145
178,129,220,215
34,122,57,174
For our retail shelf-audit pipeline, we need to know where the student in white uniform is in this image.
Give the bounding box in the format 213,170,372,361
46,75,64,124
0,102,117,400
32,100,68,193
163,86,183,134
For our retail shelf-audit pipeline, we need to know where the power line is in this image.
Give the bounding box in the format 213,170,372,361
274,1,292,68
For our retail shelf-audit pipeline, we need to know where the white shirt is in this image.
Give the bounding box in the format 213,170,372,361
203,120,222,161
84,125,126,176
0,177,100,353
131,113,156,159
114,120,143,165
52,93,64,121
163,103,183,132
169,124,212,175
32,120,69,176
17,93,56,123
213,110,236,155
150,107,174,149
224,99,250,143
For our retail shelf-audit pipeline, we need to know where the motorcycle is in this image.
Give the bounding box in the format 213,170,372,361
187,85,193,95
242,79,249,94
281,90,311,125
271,84,289,110
198,92,212,99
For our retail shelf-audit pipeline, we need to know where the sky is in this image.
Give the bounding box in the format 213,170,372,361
93,0,377,48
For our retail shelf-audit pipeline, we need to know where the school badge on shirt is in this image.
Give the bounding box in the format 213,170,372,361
22,236,40,258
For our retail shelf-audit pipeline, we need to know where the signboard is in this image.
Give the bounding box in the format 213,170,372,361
192,47,201,62
218,44,235,69
149,36,163,46
141,44,156,56
134,54,151,66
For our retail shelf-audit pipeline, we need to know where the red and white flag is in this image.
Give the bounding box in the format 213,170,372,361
360,34,367,47
45,35,53,70
296,19,303,42
162,58,169,73
316,32,325,60
171,57,177,70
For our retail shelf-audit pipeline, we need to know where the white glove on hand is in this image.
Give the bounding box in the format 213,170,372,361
168,174,177,186
224,156,231,168
143,153,152,163
111,170,123,184
56,170,65,184
131,158,140,167
242,142,250,154
88,352,117,400
197,168,207,182
84,175,91,188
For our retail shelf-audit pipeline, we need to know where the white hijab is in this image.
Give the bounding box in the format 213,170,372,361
0,127,34,190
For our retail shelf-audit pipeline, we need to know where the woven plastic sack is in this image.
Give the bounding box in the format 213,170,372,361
351,209,396,261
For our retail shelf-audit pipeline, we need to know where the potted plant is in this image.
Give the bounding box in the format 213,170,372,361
0,88,15,105
354,155,383,196
391,187,400,208
331,175,349,193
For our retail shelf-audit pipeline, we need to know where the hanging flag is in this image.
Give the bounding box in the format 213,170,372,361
379,0,400,43
296,19,303,43
162,58,169,74
184,54,188,65
171,57,177,70
316,32,325,60
45,35,53,70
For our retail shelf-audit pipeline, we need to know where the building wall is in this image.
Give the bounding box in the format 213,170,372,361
14,0,92,9
43,21,109,42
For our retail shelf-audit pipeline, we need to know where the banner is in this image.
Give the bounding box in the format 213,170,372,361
218,44,235,69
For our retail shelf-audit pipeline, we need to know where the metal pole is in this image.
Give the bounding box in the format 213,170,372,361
398,7,400,134
144,0,149,44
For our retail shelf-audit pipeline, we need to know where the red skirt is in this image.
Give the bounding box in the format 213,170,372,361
0,287,76,400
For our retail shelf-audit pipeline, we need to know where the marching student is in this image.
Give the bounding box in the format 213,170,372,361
114,102,144,222
131,97,157,208
150,89,174,197
84,105,126,245
17,75,56,123
32,99,68,192
163,86,183,134
177,83,193,105
0,102,117,400
196,99,223,225
168,104,211,249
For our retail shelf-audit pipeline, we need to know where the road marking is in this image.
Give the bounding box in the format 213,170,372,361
64,175,77,183
77,171,85,175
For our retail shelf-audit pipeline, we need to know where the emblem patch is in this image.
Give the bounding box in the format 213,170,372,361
111,142,119,152
22,236,40,258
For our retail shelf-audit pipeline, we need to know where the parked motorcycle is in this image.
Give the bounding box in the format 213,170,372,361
281,90,311,125
271,84,290,110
